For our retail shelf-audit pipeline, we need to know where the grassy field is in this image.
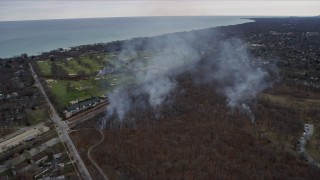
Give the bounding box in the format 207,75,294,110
37,60,52,76
260,86,320,162
37,53,110,76
46,74,133,108
36,52,148,108
36,51,153,77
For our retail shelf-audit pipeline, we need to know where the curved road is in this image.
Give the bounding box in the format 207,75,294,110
29,63,92,179
298,124,320,168
87,129,109,180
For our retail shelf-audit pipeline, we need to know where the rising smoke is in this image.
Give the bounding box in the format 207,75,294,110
204,39,273,122
102,34,200,126
101,35,276,127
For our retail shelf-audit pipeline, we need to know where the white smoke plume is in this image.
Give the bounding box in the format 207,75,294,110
102,35,276,126
103,34,200,125
206,39,272,122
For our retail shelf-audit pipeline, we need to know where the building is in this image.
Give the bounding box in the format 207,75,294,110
63,97,101,118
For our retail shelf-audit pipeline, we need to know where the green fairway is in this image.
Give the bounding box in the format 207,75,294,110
46,74,133,108
36,51,151,109
36,51,155,77
37,53,110,76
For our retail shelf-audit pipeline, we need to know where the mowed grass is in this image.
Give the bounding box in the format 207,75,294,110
49,79,103,107
37,50,157,109
37,53,109,76
47,74,133,108
36,51,154,77
36,52,139,108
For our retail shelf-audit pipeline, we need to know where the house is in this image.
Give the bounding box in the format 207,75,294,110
53,152,62,159
34,168,49,179
306,32,319,37
49,147,62,158
64,97,101,118
34,155,48,165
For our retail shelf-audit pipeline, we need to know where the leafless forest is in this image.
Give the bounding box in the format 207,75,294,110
71,73,320,179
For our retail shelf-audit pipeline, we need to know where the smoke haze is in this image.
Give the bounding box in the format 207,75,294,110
102,34,200,126
208,39,272,122
101,35,276,127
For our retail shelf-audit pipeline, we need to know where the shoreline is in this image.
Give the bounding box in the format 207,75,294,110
0,16,253,59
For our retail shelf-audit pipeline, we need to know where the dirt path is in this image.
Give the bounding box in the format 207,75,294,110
87,129,109,180
299,124,320,168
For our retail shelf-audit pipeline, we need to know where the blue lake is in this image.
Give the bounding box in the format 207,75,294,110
0,16,253,58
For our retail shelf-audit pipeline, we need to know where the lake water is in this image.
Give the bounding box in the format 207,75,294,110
0,16,253,58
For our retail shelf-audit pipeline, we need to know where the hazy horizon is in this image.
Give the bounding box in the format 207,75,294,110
0,15,295,23
1,1,319,22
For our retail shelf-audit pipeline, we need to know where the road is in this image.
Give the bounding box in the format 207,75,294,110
298,124,320,169
87,129,109,180
299,124,313,153
29,63,92,179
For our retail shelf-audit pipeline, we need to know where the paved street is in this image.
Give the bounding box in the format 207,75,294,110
29,63,92,179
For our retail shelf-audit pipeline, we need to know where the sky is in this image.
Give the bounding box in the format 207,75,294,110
0,0,319,21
